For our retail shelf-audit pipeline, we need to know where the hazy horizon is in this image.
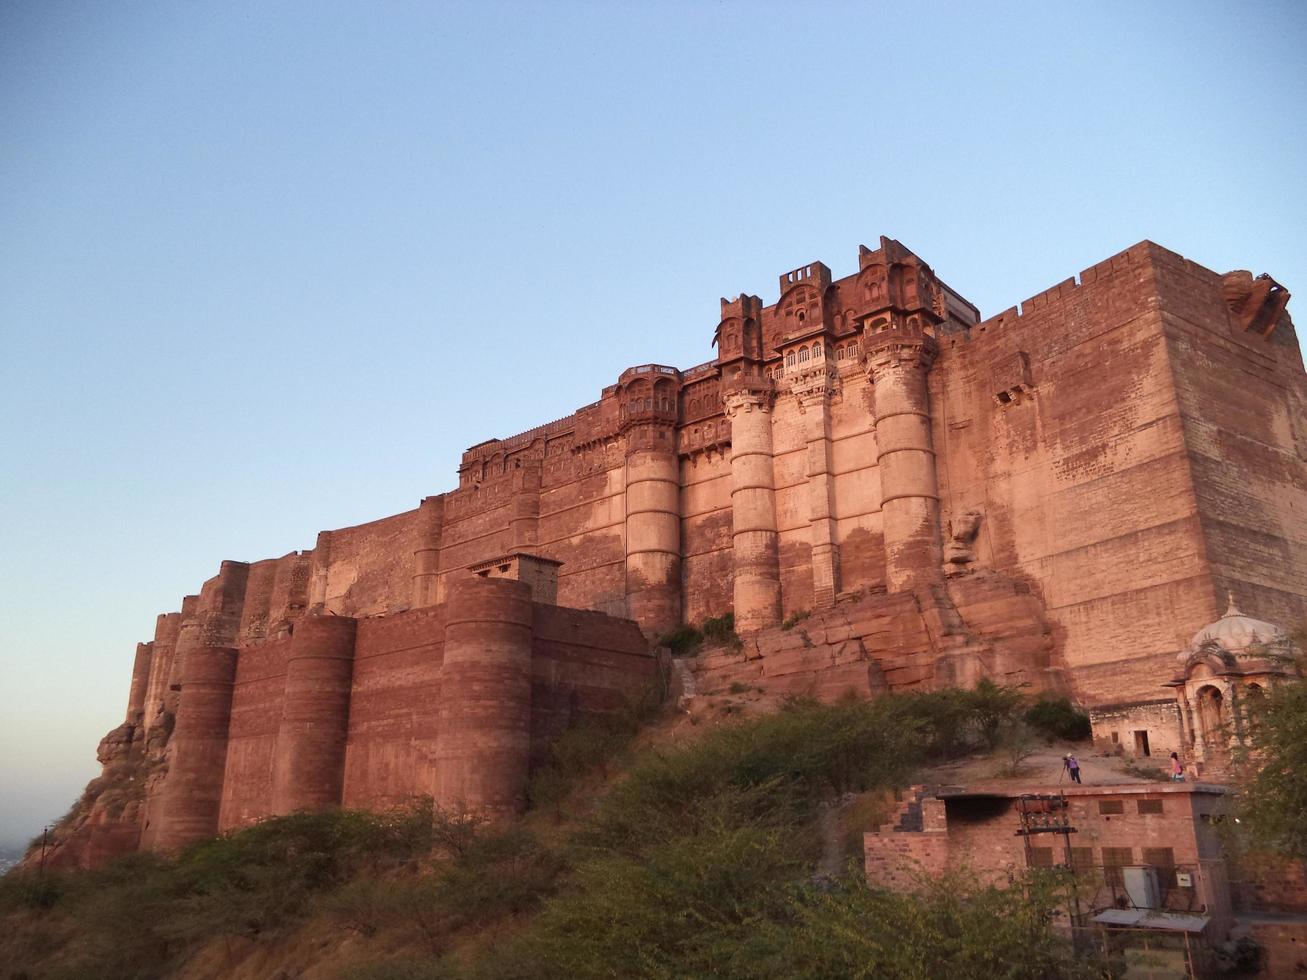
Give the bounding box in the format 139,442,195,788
2,0,1305,850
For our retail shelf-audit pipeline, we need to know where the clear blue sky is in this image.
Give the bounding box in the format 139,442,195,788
2,0,1304,848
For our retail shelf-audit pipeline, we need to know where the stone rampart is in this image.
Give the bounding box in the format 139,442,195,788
63,235,1304,868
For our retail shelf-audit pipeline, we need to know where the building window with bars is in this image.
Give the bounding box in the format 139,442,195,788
1142,847,1177,887
1027,847,1055,868
1102,846,1133,886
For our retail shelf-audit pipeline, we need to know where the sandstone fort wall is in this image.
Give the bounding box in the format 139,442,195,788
59,235,1302,868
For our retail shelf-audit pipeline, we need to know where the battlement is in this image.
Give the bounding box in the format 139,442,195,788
618,363,681,384
778,260,831,295
970,242,1154,335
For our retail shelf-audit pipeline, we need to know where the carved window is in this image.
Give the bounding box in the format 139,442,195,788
786,351,795,368
799,346,810,363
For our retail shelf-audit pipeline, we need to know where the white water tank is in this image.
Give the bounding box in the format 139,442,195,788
1122,866,1161,909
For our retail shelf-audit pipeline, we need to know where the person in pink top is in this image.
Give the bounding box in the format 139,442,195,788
1170,752,1185,781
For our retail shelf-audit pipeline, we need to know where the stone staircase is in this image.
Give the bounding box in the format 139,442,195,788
882,784,931,834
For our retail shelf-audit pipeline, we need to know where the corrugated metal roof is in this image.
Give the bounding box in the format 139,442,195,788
1092,909,1210,933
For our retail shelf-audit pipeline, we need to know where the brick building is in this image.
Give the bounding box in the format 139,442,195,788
865,782,1307,973
865,783,1232,926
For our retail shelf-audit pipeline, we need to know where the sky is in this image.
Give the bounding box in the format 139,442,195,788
1,0,1305,849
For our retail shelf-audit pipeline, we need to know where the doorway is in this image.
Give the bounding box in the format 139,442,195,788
1133,730,1151,757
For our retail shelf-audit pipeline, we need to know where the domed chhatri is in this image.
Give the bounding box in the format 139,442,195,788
1185,594,1290,660
1164,593,1302,768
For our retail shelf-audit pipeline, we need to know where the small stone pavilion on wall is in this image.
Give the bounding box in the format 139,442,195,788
1091,597,1303,772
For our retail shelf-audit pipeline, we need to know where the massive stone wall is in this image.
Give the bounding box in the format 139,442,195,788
119,237,1302,726
43,235,1303,870
133,584,657,853
117,236,1301,731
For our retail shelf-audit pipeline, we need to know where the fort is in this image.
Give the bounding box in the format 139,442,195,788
40,235,1306,868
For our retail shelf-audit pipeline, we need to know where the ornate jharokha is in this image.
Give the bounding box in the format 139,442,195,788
35,234,1305,870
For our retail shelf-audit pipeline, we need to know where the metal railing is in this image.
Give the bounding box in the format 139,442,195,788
1061,863,1204,915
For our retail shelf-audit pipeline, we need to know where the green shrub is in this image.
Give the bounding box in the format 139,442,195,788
341,956,462,980
658,614,741,655
700,612,740,648
323,827,562,955
10,687,1049,980
527,688,662,815
780,609,810,631
1024,697,1092,741
511,690,1037,975
655,623,703,656
1236,680,1307,858
0,802,450,979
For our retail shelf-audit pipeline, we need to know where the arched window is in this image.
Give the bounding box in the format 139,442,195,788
1197,685,1225,744
799,346,810,363
785,351,796,368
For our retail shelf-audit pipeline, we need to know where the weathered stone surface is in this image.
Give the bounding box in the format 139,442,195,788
51,235,1305,868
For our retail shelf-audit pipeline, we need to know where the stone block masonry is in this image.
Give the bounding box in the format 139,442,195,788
51,234,1304,867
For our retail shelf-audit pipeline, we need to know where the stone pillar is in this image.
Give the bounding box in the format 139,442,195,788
1176,692,1194,753
434,576,534,817
864,333,943,593
797,383,841,608
624,433,682,635
127,642,154,723
412,496,445,608
152,646,238,851
724,388,781,631
270,616,357,815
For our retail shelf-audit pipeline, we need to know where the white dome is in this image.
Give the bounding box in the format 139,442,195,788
1188,595,1288,655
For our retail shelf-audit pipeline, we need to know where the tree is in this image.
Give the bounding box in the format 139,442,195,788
1236,679,1307,858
